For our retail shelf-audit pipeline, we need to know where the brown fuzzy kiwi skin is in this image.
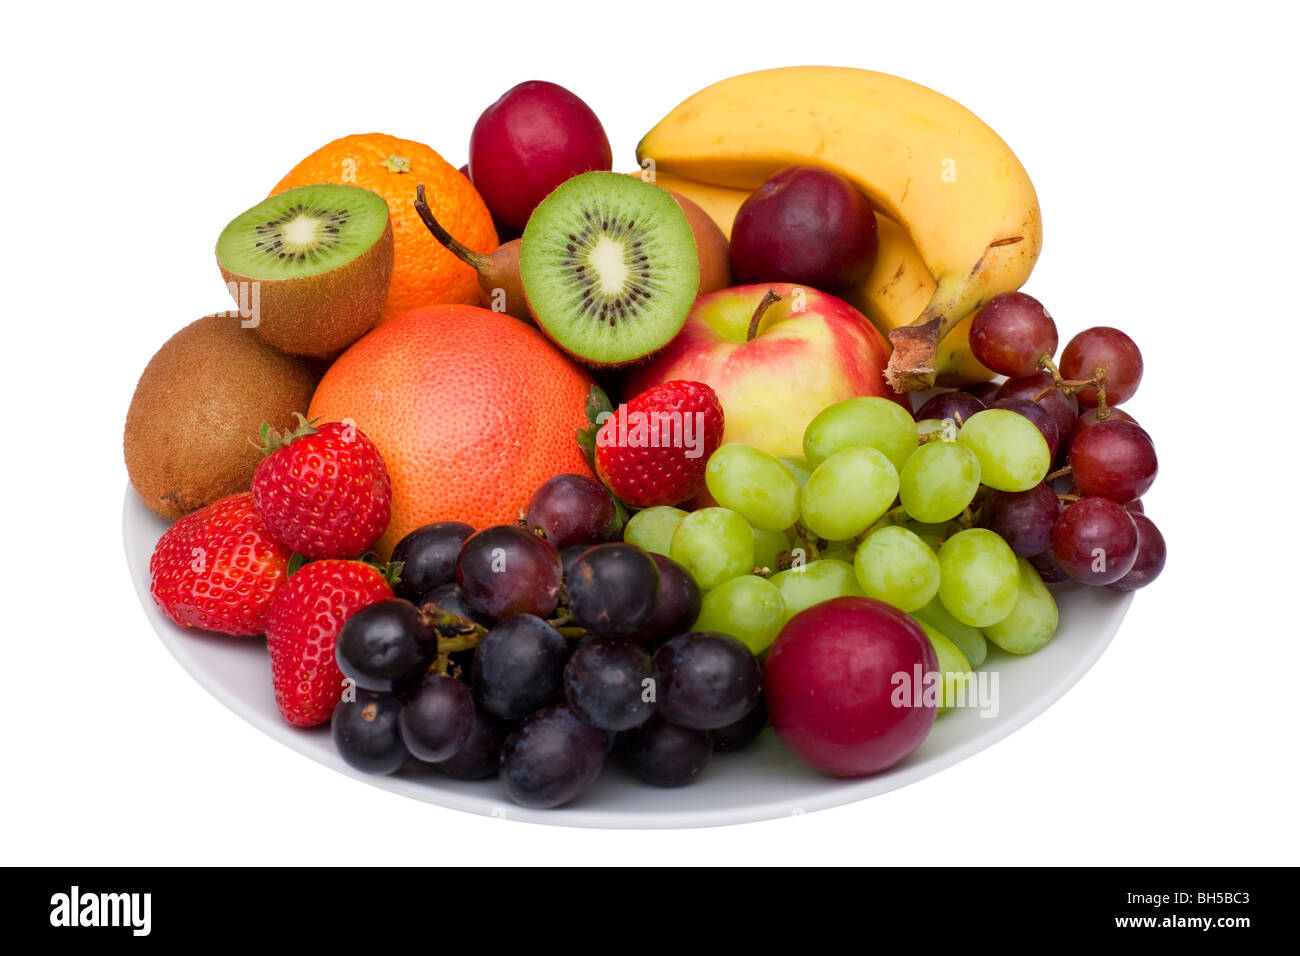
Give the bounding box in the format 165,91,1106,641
124,314,321,522
669,190,732,296
217,216,393,359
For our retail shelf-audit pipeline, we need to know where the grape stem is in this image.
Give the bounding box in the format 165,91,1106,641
752,566,773,578
1045,464,1072,482
418,604,490,656
791,522,822,561
1037,355,1107,401
861,506,910,540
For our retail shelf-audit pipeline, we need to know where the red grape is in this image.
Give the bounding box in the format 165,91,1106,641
914,390,986,426
1051,497,1139,585
984,483,1061,557
1069,421,1157,502
398,675,475,763
390,522,474,602
1124,499,1144,514
961,381,1002,406
1071,406,1139,446
499,704,610,809
655,633,762,731
619,715,713,787
565,544,661,638
968,292,1058,377
1107,514,1166,592
457,525,563,619
1029,547,1070,584
996,370,1078,444
1060,326,1143,407
525,473,619,552
990,397,1061,459
626,553,702,647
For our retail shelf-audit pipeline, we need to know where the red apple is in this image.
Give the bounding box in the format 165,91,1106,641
626,283,896,458
765,596,938,777
468,81,612,234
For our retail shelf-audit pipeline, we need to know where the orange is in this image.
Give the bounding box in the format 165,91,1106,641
308,305,596,557
272,133,497,324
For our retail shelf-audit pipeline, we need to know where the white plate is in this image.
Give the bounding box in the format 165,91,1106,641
124,485,1132,828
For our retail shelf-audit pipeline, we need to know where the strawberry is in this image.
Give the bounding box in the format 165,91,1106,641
251,415,391,560
150,492,292,636
265,560,394,727
589,381,725,507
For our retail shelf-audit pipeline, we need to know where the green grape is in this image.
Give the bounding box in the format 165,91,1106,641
770,559,863,622
705,443,802,532
819,543,859,565
693,575,787,655
916,621,974,712
853,526,940,612
800,446,899,540
899,440,982,523
802,396,917,471
956,409,1050,492
903,520,951,542
913,595,988,668
984,558,1059,654
937,528,1020,627
669,507,754,590
779,455,814,489
624,506,688,556
916,418,958,443
751,526,790,573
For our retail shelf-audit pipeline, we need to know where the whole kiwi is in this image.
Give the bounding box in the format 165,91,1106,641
124,314,321,521
669,190,732,296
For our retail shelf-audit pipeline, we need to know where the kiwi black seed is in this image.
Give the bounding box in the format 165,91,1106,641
124,314,321,521
519,172,698,366
215,183,394,358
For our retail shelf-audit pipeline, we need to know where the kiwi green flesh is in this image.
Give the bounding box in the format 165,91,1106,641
216,184,389,280
520,172,699,365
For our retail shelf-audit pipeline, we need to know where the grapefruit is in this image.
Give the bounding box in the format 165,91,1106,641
309,306,595,557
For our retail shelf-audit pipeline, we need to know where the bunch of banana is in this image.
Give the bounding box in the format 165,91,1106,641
636,66,1041,391
638,170,993,387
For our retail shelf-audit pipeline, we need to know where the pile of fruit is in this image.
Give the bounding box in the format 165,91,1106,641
126,68,1164,811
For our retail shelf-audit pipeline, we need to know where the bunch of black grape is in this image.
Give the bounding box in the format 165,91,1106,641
330,474,768,810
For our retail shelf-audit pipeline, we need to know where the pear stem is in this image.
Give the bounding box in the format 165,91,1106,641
414,183,486,270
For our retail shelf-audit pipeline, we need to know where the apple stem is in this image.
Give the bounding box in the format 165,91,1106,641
746,289,783,342
414,182,486,270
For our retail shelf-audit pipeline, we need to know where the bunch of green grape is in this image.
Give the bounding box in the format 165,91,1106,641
625,396,1062,696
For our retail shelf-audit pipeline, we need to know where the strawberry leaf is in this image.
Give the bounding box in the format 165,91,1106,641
576,384,613,467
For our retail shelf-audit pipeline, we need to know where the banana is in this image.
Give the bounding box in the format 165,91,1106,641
844,214,994,387
637,66,1041,390
627,170,993,386
628,169,749,238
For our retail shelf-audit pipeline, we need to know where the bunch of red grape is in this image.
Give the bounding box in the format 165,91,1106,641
329,473,766,809
944,292,1164,591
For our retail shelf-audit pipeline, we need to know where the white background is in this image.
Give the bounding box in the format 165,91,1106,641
4,0,1296,865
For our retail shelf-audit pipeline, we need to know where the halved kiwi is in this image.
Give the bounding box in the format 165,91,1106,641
216,184,393,357
519,172,698,365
